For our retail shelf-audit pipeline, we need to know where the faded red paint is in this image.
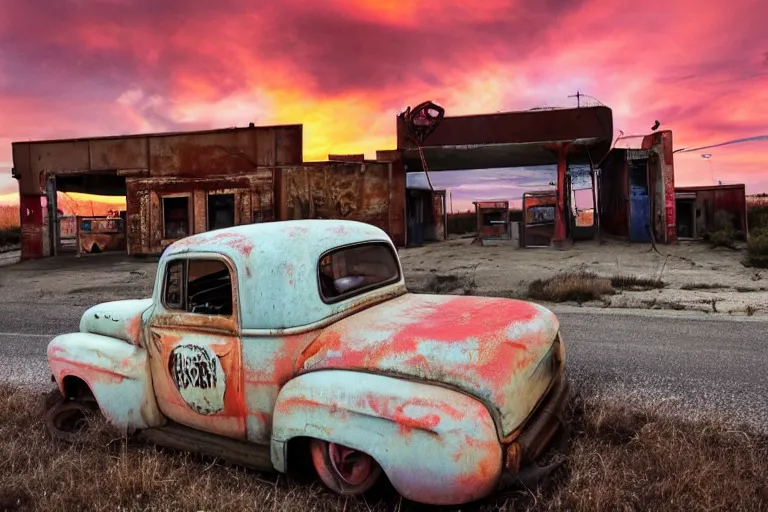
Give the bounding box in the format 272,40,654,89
126,315,144,346
50,357,126,384
284,225,309,238
327,225,350,237
303,296,541,394
215,232,256,257
453,434,501,487
274,396,325,414
20,195,44,259
147,329,246,439
294,293,557,436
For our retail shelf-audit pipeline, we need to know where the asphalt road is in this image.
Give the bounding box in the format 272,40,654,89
2,301,767,430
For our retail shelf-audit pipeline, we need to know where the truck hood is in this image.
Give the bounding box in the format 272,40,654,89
79,299,153,346
297,293,561,436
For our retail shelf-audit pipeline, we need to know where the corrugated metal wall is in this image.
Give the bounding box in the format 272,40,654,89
675,185,747,236
599,150,629,237
280,162,404,245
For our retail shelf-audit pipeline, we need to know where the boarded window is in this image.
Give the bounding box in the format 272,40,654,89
318,243,400,303
163,196,190,239
163,259,233,316
207,194,235,231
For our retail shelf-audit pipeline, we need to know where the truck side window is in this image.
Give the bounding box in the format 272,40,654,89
318,243,400,303
164,260,185,310
187,260,233,316
163,259,233,316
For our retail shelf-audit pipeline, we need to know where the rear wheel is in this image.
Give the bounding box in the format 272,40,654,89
309,439,382,495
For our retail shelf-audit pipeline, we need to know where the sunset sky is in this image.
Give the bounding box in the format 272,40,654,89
1,0,766,211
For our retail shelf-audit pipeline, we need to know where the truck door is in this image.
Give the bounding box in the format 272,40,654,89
147,255,246,440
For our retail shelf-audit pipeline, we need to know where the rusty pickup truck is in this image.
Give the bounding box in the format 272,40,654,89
45,219,568,506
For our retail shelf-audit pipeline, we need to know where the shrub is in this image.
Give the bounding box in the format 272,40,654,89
0,226,21,247
745,228,768,268
528,271,614,303
708,229,738,249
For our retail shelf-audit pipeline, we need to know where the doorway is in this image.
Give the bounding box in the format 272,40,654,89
676,197,697,239
628,159,651,242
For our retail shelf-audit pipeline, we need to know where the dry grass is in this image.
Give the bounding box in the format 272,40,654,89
0,205,19,230
610,275,665,291
1,385,768,511
680,283,728,291
528,272,615,303
421,265,479,296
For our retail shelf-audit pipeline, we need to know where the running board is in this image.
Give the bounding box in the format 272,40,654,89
138,422,274,472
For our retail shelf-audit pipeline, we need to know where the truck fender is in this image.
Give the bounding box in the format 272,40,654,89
271,370,502,506
48,332,164,433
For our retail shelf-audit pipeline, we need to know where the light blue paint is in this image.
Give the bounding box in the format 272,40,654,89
297,293,561,436
415,338,481,366
241,336,289,445
47,332,162,432
271,370,502,506
159,220,407,331
79,299,153,345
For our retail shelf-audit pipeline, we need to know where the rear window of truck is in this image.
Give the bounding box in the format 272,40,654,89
318,242,400,303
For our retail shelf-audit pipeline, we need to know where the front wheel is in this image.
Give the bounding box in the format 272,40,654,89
309,439,383,495
44,396,97,444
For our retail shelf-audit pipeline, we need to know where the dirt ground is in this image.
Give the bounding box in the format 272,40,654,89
0,238,766,316
402,237,768,316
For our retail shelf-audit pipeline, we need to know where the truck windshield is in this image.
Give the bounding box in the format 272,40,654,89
318,242,400,303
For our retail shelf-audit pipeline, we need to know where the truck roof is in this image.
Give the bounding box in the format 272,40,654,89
159,220,404,331
164,219,391,259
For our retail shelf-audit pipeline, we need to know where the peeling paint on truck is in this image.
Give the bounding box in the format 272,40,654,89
45,219,568,507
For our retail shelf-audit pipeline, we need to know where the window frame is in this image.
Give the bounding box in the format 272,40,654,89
316,241,402,305
163,259,187,311
161,193,193,240
206,192,236,231
161,255,237,319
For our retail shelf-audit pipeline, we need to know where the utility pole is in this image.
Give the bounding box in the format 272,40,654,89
569,90,582,108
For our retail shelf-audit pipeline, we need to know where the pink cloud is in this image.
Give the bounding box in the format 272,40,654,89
0,0,766,204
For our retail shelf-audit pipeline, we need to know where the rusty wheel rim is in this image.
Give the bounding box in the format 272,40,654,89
327,442,375,486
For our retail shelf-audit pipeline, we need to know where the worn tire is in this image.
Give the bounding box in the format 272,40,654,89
44,397,96,444
309,439,383,496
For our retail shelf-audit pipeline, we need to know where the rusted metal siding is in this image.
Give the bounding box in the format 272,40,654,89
149,131,264,177
90,137,149,172
642,131,676,243
522,193,556,247
282,162,403,244
328,154,365,162
12,126,302,198
599,150,630,237
396,106,614,150
675,184,747,235
375,149,402,162
20,195,44,259
474,201,510,239
388,157,407,247
126,171,274,255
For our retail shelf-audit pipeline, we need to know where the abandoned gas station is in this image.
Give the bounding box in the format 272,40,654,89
9,103,746,260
